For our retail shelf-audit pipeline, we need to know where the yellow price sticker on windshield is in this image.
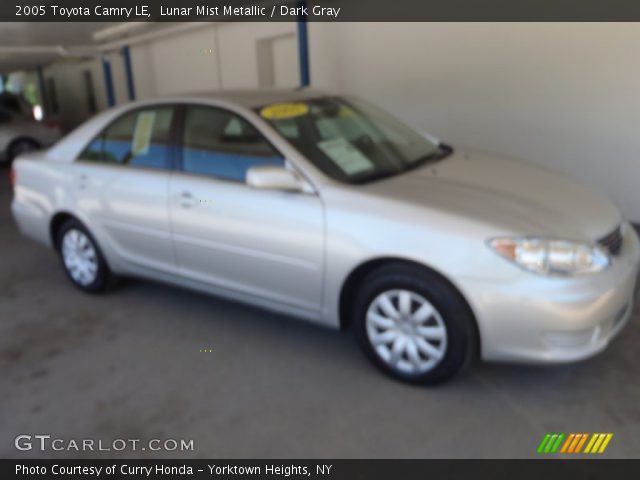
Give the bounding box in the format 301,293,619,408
260,103,309,120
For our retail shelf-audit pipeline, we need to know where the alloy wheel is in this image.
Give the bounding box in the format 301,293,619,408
365,289,448,374
61,229,99,286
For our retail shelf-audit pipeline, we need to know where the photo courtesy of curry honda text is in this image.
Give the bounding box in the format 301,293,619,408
10,89,640,384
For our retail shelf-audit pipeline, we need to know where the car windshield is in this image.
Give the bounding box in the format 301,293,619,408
255,96,449,184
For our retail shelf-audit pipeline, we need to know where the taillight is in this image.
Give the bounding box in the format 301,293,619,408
46,120,59,130
9,167,16,188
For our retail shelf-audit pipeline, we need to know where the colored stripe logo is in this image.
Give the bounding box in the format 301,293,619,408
537,433,613,454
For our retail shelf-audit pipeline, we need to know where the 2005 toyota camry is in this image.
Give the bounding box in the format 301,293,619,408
11,89,640,384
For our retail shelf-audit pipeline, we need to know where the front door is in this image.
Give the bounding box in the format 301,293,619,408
169,105,324,313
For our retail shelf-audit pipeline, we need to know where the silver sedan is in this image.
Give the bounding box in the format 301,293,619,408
10,89,640,384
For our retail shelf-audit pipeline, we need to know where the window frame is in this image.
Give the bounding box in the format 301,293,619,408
75,103,181,172
174,103,287,184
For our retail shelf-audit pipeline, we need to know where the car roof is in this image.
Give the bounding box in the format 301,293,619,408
172,88,332,109
46,88,337,163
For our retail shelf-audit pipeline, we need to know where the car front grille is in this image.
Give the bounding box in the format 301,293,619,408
598,225,624,256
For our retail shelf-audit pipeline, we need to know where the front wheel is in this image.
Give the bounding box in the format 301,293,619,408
57,219,111,293
352,263,478,385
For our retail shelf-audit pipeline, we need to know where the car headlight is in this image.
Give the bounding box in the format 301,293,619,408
488,237,610,275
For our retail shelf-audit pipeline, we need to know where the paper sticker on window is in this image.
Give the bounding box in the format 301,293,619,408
260,103,309,120
317,138,374,175
132,112,155,156
224,117,243,136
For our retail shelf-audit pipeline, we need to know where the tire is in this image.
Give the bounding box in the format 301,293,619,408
8,138,39,161
56,218,111,293
352,263,477,385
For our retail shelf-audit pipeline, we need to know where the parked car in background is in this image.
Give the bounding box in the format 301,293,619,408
0,92,34,117
10,89,640,384
0,93,62,165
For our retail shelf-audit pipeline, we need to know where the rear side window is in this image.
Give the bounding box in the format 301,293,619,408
79,107,174,170
181,106,283,182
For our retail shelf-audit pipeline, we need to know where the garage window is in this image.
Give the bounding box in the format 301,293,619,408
180,106,283,182
79,107,174,170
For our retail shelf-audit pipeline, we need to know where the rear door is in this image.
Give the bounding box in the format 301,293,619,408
168,104,324,314
73,105,178,274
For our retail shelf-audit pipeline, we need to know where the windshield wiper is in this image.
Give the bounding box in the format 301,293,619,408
352,144,453,185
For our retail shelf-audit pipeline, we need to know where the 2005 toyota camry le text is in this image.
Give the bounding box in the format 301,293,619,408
10,89,640,384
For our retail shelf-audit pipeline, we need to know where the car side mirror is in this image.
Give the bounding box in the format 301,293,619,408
246,166,308,192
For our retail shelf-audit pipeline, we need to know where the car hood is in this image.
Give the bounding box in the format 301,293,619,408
363,149,622,240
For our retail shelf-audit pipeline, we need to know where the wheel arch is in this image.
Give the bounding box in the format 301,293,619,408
338,257,481,355
8,136,40,151
49,211,78,250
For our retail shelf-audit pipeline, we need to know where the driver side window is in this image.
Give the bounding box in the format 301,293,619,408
180,106,284,182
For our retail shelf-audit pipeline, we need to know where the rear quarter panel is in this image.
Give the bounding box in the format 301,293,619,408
11,154,73,248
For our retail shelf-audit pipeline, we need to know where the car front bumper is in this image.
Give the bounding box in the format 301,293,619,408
459,224,640,364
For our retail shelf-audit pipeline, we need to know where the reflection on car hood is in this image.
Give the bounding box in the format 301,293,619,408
364,149,622,240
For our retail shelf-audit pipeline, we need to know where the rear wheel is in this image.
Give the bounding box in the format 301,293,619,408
57,219,111,293
352,263,477,385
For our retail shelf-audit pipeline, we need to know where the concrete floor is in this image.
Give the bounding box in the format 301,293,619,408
1,168,639,459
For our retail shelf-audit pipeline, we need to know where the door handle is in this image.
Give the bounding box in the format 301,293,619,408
77,174,89,190
179,191,195,208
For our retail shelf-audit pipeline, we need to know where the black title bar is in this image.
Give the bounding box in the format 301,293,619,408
5,0,640,22
4,459,640,480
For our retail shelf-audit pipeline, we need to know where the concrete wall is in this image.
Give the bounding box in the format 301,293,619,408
42,23,298,130
216,22,298,89
309,22,640,222
130,22,298,98
42,58,109,130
